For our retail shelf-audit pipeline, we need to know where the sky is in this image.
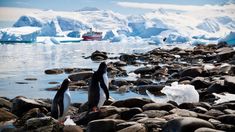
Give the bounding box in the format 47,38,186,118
0,0,234,22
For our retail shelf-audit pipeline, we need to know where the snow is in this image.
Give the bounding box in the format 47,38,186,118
213,93,235,104
147,82,199,105
0,26,40,42
0,3,235,44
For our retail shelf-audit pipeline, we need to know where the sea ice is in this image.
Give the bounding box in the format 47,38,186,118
147,82,199,105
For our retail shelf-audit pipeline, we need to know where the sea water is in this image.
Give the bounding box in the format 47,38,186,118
0,41,156,103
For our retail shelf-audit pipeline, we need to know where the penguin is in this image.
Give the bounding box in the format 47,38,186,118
87,62,109,114
51,78,71,120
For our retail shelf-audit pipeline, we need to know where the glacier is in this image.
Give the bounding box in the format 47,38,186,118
0,4,235,44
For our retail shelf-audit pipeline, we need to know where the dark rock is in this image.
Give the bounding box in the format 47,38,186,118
206,82,228,94
117,123,146,132
195,102,211,110
87,119,125,132
131,85,164,95
217,114,235,125
116,122,139,131
130,114,148,121
143,110,168,118
169,108,198,117
68,71,93,81
205,109,225,117
0,108,17,122
134,79,153,86
0,97,12,109
190,77,211,89
137,117,166,127
208,118,221,126
143,103,176,111
63,125,83,132
113,61,127,67
91,50,108,61
179,103,196,109
216,123,235,132
111,98,151,108
163,117,214,132
111,79,129,87
197,113,214,120
180,67,203,78
25,117,57,130
216,49,235,62
120,107,143,120
193,107,208,113
224,76,235,93
195,127,224,132
134,66,156,75
44,68,64,74
119,54,137,63
24,78,37,81
11,96,50,117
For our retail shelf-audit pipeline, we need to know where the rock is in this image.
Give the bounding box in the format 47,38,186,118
113,61,127,67
117,123,146,132
44,68,64,74
193,107,208,113
68,71,93,81
0,108,17,122
180,67,203,78
217,114,235,125
178,103,196,109
143,110,168,118
163,117,214,132
134,79,153,86
91,50,108,61
224,109,235,114
11,96,50,117
130,114,148,121
87,119,125,132
195,127,224,132
206,82,228,94
205,109,225,117
143,103,175,111
137,118,166,127
119,54,137,63
216,49,235,62
208,118,221,126
134,66,159,75
169,108,198,117
131,85,164,95
197,113,214,121
216,123,235,132
111,98,151,108
25,117,57,130
0,97,12,109
120,107,142,120
224,76,235,93
116,122,139,131
24,77,37,81
190,77,211,89
63,125,83,132
111,79,129,87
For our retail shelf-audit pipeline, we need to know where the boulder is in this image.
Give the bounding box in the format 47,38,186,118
87,119,125,132
224,76,235,93
143,103,176,111
120,107,142,120
0,97,12,109
0,108,17,122
44,68,64,74
180,67,203,78
169,108,198,117
11,96,50,117
163,117,214,132
111,98,151,108
117,123,146,132
205,109,225,117
25,117,57,130
143,110,168,118
217,114,235,125
116,122,139,131
195,127,224,132
68,71,93,81
63,125,83,132
91,50,108,61
131,85,164,95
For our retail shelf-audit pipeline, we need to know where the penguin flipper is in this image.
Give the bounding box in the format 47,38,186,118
51,101,59,119
58,96,64,117
100,78,109,100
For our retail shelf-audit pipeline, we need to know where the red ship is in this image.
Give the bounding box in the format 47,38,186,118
82,28,102,41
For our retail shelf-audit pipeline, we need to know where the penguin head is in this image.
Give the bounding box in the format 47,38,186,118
60,78,71,91
97,62,107,74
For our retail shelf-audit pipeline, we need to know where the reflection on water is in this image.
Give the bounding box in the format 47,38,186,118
0,41,156,103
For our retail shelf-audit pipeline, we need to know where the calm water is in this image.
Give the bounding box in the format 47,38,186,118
0,41,157,103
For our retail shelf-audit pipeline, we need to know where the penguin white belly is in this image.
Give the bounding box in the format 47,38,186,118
63,89,71,117
97,84,106,108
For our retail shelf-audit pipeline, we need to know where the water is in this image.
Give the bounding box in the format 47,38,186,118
0,41,157,103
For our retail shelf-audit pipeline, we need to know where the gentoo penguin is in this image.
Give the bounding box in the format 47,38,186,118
51,78,71,119
87,62,109,113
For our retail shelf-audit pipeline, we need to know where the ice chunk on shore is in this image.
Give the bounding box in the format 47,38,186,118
0,27,40,42
147,82,199,105
219,31,235,45
213,93,235,104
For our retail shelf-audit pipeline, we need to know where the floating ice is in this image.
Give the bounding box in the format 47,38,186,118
213,93,235,104
147,82,199,105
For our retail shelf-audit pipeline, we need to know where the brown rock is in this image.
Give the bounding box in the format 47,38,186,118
0,108,17,122
68,71,93,81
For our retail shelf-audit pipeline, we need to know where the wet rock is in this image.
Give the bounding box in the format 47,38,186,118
131,85,164,95
63,125,83,132
68,71,93,81
217,114,235,125
91,50,108,61
180,67,203,78
205,109,225,117
0,97,12,109
170,108,198,117
0,108,17,122
44,68,64,74
87,119,125,132
111,98,151,108
134,79,153,86
117,123,146,132
163,117,214,132
111,79,129,87
143,103,176,111
143,110,168,118
25,117,57,130
195,127,224,132
224,76,235,93
120,107,142,120
11,96,50,117
134,66,160,76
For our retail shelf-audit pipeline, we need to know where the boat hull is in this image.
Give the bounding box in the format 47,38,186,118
82,35,102,41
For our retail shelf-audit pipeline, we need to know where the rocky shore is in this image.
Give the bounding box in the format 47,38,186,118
1,43,235,132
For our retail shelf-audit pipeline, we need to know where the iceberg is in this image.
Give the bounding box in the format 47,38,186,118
0,26,40,42
147,82,199,105
219,31,235,45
